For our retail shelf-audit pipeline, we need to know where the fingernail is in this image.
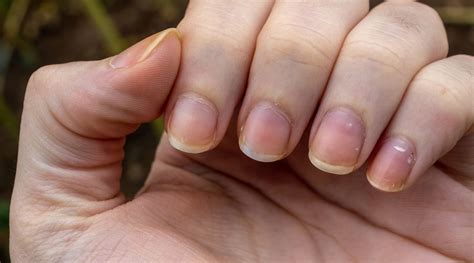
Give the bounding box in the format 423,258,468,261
167,93,218,154
367,136,416,192
110,28,178,69
309,108,365,175
240,103,291,162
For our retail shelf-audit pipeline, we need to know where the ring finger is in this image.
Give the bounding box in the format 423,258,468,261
309,1,449,174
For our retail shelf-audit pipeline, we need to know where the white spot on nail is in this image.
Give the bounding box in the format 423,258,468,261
408,153,415,165
394,145,407,152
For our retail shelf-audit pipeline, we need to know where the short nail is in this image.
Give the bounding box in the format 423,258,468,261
110,28,178,69
240,103,291,162
367,136,416,192
167,94,218,154
309,108,365,175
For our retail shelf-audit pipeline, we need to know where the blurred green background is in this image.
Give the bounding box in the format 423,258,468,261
0,0,472,261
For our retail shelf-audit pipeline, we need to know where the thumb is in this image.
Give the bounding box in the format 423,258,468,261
11,29,180,217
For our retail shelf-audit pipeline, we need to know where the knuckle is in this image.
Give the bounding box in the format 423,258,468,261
413,59,473,111
25,65,60,105
370,2,448,54
342,40,404,74
184,22,250,57
449,55,474,77
379,2,441,33
211,32,249,56
259,30,333,69
28,65,57,91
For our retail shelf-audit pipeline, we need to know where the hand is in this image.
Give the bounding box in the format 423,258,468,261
11,2,473,262
168,0,472,191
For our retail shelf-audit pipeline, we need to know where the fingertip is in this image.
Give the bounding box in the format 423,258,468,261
366,136,416,192
166,93,218,154
239,138,285,163
308,153,355,175
308,108,365,175
168,133,215,154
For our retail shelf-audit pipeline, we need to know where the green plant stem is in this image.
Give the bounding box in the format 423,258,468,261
152,118,165,139
81,0,126,55
436,7,474,25
0,0,30,140
3,0,30,42
0,200,9,231
0,90,19,140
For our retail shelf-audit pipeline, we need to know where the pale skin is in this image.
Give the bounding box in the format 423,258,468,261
10,0,474,262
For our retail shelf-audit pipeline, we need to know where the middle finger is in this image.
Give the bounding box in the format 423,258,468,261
238,0,370,162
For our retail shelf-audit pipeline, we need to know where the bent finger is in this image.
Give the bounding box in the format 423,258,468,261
12,29,181,216
238,0,369,162
165,0,274,154
367,55,474,192
308,2,448,174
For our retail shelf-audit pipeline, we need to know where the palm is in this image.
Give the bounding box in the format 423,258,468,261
80,128,472,262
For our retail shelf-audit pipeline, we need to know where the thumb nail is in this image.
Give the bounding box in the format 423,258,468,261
110,28,179,69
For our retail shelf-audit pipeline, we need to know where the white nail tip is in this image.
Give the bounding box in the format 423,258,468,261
168,134,213,154
366,175,405,193
308,153,354,175
239,141,283,163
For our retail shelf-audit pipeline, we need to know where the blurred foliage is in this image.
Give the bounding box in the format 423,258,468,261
437,7,474,24
82,0,125,54
0,201,8,230
0,200,8,261
0,0,472,262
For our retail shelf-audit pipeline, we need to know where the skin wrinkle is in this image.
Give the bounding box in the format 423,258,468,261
113,196,224,262
31,163,123,208
148,170,261,261
83,222,128,262
24,160,125,217
383,3,440,35
195,174,262,263
266,34,332,64
32,111,124,170
140,217,219,261
343,40,404,67
287,161,467,262
193,167,326,262
180,153,443,262
347,54,405,77
413,78,470,111
154,150,319,261
134,170,258,261
25,216,91,261
183,24,249,56
267,22,335,61
437,162,474,189
189,3,256,31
